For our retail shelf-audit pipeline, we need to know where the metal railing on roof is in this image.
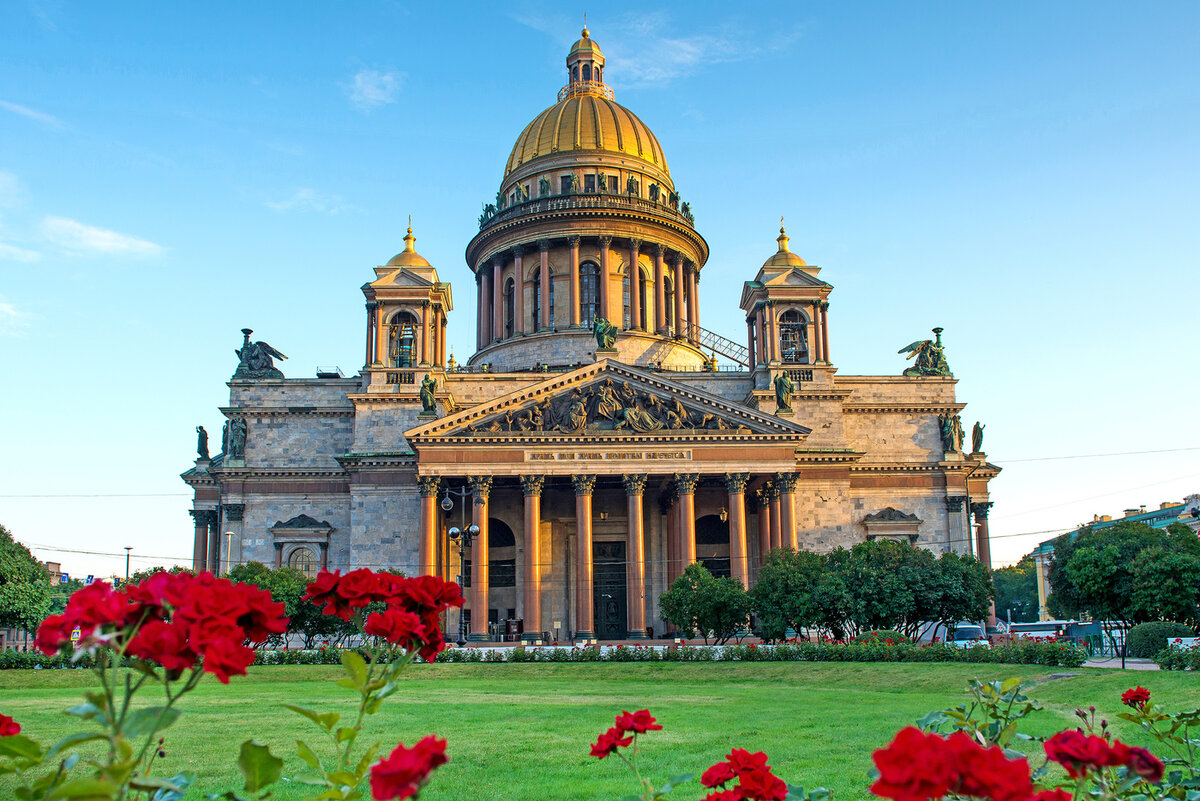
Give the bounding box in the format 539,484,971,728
478,192,695,232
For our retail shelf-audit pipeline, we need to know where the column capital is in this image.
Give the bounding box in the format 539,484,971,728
628,237,642,251
598,235,613,248
724,472,750,494
668,252,683,267
765,298,778,308
537,238,551,252
970,501,993,520
945,495,966,512
623,474,647,496
654,243,665,257
221,503,245,522
520,474,545,497
416,475,441,497
365,301,378,311
674,473,700,494
567,235,581,247
571,474,597,495
469,475,493,501
775,472,798,493
190,508,217,526
820,300,830,310
510,245,523,259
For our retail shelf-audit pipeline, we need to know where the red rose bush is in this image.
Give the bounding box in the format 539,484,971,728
1,567,462,801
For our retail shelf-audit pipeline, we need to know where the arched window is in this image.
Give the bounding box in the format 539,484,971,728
779,309,809,363
503,277,514,338
579,262,600,327
288,547,317,578
533,269,556,331
582,63,592,81
388,311,418,367
572,65,579,82
664,278,676,335
622,271,631,328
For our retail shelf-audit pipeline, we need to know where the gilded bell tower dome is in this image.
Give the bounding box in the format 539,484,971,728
466,31,713,371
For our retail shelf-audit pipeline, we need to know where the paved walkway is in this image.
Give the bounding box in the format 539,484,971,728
1083,656,1159,670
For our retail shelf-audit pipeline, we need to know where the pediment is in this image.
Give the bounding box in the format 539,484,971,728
369,267,436,289
760,267,831,288
406,361,811,441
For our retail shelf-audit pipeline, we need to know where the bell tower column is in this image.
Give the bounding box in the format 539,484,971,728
512,246,525,336
628,238,642,330
568,236,581,328
654,245,666,334
538,242,551,331
598,236,613,323
687,266,699,343
672,256,684,337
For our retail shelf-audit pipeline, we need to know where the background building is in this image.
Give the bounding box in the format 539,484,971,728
183,31,1000,642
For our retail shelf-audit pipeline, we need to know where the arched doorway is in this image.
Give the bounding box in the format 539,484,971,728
696,514,731,578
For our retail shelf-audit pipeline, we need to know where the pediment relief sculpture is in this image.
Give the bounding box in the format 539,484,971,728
459,378,749,436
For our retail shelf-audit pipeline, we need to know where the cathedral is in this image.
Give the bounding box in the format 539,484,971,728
182,30,1000,642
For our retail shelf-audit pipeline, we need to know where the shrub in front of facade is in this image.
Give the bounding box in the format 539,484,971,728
852,630,911,644
1126,621,1195,658
1154,641,1199,670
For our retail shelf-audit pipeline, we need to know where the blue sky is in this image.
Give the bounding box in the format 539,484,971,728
2,2,1198,579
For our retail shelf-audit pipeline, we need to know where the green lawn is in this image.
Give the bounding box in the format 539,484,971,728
1,663,1196,800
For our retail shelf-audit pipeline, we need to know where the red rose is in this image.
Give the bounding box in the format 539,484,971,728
701,792,741,801
954,737,1032,801
34,613,73,655
369,735,448,800
1032,790,1072,801
200,636,255,684
589,726,633,759
364,609,422,645
1045,730,1127,778
126,620,198,673
227,583,288,643
727,748,770,775
871,727,957,801
615,709,662,734
1126,746,1164,783
0,714,20,737
66,582,133,629
737,766,788,801
304,570,353,620
338,569,383,608
1121,686,1151,709
701,761,737,788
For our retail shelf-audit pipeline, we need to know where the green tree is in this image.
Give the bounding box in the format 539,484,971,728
992,556,1039,623
832,540,916,637
926,550,993,635
749,548,849,641
0,524,52,633
46,577,84,616
1128,547,1200,629
659,562,751,644
229,561,352,647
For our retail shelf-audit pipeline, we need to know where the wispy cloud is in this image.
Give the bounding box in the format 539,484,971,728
345,68,404,111
0,171,26,208
0,241,41,262
0,100,62,128
39,216,163,256
0,295,33,336
511,10,804,88
266,188,350,215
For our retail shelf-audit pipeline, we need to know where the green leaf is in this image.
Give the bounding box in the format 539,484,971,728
283,704,340,732
64,703,105,723
657,772,693,794
327,770,359,785
203,792,246,801
354,742,380,778
46,731,106,760
150,772,193,801
122,707,181,740
0,734,45,762
45,778,117,799
296,739,322,770
236,740,283,794
129,776,185,793
335,727,358,744
340,651,368,690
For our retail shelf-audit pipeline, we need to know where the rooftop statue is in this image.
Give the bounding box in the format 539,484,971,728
897,327,951,377
195,425,209,460
774,371,795,414
972,421,986,454
420,374,437,414
592,316,617,349
233,329,287,379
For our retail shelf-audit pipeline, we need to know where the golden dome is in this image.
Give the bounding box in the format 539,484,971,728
569,28,601,57
762,226,807,268
504,94,670,178
386,224,432,268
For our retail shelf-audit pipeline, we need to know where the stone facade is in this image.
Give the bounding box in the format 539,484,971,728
181,30,1000,642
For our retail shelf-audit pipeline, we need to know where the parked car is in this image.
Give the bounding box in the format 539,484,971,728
948,624,990,649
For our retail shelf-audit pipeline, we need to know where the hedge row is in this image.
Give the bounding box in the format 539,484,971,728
434,640,1087,667
1154,645,1200,671
0,639,1087,670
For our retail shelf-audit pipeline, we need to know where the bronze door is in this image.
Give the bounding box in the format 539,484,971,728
593,541,627,640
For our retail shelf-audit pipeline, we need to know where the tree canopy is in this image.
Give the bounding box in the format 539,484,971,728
659,562,751,644
1047,520,1200,628
992,556,1039,623
0,524,52,633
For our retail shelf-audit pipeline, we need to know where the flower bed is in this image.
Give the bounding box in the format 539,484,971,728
1154,640,1200,670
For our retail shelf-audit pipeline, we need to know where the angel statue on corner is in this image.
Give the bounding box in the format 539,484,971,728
897,327,951,377
233,328,288,380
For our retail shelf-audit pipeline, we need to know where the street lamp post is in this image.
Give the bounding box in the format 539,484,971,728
124,547,132,581
447,524,480,648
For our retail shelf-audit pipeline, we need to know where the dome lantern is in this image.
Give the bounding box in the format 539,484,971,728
562,28,611,101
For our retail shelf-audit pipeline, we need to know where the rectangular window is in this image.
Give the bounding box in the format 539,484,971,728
490,559,516,588
584,174,596,193
560,175,572,194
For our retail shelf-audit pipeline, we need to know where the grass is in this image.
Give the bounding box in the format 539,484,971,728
1,663,1197,800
